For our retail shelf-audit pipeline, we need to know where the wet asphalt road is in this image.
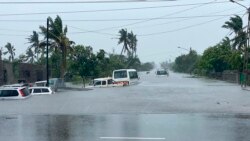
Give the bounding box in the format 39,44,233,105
1,114,250,141
1,72,250,141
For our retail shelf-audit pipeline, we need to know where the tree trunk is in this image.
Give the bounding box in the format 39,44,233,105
60,45,68,79
82,77,85,88
120,46,124,55
41,47,45,59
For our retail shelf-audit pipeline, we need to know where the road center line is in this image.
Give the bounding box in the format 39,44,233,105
100,137,166,140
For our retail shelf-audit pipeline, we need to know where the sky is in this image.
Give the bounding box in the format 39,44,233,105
0,0,249,64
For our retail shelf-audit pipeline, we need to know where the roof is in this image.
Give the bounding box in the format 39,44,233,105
113,69,137,72
35,81,47,83
29,86,51,89
94,77,112,81
157,69,167,71
0,87,25,90
2,84,25,87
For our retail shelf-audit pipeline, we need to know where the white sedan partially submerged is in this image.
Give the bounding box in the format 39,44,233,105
29,87,54,95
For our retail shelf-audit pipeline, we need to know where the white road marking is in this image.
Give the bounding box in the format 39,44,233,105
100,137,166,140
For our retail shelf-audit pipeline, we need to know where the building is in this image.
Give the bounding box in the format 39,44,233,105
0,54,46,85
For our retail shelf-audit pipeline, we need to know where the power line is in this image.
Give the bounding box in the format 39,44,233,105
0,0,177,4
132,7,243,29
137,16,235,36
0,13,240,36
0,10,243,36
68,25,116,36
0,1,230,17
71,0,230,34
0,14,238,22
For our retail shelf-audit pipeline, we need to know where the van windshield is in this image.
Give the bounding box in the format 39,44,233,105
114,70,127,79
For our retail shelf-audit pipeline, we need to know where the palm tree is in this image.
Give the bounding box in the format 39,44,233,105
118,28,130,55
27,31,46,61
127,31,138,58
3,42,15,62
40,15,74,78
222,15,247,50
25,47,36,63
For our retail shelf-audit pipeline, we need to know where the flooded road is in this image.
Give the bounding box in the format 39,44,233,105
0,71,249,114
1,114,250,141
1,72,250,140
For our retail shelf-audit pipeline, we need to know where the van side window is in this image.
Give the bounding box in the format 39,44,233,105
114,70,127,79
102,81,106,85
95,81,101,86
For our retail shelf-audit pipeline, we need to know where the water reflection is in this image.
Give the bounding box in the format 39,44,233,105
0,114,250,141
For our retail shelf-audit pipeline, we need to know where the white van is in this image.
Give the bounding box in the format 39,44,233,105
112,69,139,86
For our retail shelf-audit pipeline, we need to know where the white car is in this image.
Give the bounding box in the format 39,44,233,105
29,87,54,95
88,77,118,88
0,87,31,100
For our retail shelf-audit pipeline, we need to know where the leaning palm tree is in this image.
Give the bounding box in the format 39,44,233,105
40,15,74,78
27,31,46,61
118,28,130,55
222,15,246,50
3,42,15,62
128,31,138,58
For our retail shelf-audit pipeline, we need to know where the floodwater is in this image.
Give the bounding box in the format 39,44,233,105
1,72,250,140
1,114,250,141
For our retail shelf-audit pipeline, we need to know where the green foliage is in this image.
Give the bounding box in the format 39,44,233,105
173,50,200,73
173,15,246,76
197,39,242,74
50,51,61,78
69,45,97,87
40,15,74,78
3,15,152,82
12,60,19,78
68,45,153,84
139,62,155,71
222,15,247,50
18,54,27,63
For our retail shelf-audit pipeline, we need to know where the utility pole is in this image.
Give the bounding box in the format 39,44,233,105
230,0,250,86
46,18,49,87
0,48,3,86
